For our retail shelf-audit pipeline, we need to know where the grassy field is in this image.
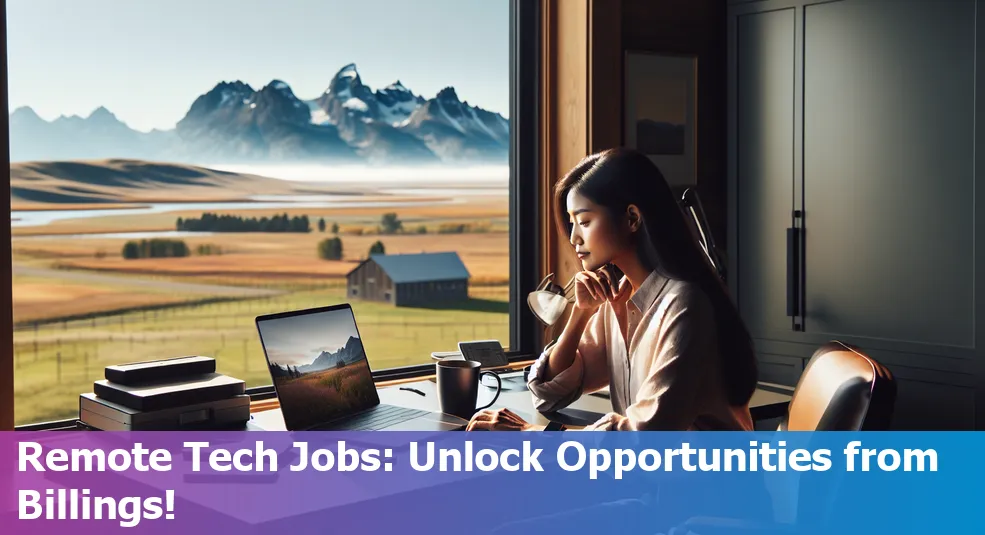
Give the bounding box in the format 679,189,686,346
13,283,510,425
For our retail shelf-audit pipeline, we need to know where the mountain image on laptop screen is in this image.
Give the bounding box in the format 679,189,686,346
258,308,377,428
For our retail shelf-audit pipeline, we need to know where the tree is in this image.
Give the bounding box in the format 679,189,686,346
122,241,140,259
122,239,189,259
380,212,403,234
318,218,326,232
416,225,427,234
369,240,385,256
331,222,339,234
318,237,343,260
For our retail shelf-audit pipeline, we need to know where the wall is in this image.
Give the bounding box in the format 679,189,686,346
395,280,467,308
541,0,728,280
622,0,729,255
347,262,391,303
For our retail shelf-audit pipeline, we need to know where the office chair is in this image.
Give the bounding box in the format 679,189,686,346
666,341,898,535
680,188,725,281
777,340,897,432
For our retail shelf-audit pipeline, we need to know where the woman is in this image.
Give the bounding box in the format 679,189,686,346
467,147,758,432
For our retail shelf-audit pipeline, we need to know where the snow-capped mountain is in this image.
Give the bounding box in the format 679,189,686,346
298,336,366,373
376,81,425,126
305,64,506,163
311,64,436,163
175,79,357,163
8,63,509,164
315,63,380,125
398,86,509,162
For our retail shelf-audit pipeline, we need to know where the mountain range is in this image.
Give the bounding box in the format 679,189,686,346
298,336,366,373
9,64,509,165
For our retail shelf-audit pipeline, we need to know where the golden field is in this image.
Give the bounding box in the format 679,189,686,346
15,227,509,284
12,273,202,324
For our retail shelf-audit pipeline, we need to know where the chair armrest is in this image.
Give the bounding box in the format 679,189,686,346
671,516,795,535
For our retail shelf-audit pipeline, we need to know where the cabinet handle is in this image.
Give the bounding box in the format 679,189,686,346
786,227,800,319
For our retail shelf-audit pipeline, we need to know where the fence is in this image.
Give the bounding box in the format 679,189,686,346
12,288,511,424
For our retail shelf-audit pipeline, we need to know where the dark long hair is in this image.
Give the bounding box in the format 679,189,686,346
553,148,757,406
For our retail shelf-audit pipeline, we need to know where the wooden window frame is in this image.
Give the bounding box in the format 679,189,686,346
2,0,546,429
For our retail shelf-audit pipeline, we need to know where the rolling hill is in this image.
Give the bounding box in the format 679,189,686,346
9,159,302,205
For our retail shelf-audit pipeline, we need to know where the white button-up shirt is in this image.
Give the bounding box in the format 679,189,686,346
527,270,754,431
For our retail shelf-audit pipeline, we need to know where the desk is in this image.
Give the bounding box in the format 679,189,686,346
383,374,793,426
250,370,792,430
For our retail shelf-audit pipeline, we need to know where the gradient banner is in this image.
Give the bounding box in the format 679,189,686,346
1,431,979,534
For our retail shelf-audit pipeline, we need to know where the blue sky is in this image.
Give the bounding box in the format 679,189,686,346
257,308,363,367
5,0,509,132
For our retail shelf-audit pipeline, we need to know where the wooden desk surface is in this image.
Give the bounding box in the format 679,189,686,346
250,366,792,430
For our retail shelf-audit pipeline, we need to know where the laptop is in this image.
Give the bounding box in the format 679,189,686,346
255,303,467,431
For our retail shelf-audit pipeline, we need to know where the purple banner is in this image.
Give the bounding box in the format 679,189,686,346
1,431,978,535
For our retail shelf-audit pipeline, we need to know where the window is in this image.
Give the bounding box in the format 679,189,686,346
6,0,539,426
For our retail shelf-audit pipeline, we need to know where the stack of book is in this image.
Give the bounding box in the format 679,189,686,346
79,356,250,431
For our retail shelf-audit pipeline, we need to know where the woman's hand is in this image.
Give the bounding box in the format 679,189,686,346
466,408,542,431
573,271,609,310
573,269,632,310
598,267,632,306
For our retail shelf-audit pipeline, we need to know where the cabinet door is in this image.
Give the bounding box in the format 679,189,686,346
799,0,981,430
802,0,975,349
731,0,982,430
733,8,797,351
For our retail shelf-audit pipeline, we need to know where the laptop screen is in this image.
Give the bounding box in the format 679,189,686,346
256,305,380,430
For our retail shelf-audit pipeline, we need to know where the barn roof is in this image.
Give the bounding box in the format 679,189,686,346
348,252,471,284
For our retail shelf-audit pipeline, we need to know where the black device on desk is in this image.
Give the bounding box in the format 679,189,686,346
458,340,529,391
457,340,509,368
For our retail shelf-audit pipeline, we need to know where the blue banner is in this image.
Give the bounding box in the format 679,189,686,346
1,431,979,534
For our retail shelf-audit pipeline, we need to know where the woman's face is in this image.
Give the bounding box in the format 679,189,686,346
566,188,632,271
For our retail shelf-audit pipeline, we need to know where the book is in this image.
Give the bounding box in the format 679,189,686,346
104,356,216,385
79,392,251,431
92,373,245,411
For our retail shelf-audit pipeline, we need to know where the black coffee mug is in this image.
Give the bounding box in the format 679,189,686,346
436,360,502,420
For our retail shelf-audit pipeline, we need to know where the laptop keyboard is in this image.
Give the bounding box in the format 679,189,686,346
322,405,432,431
